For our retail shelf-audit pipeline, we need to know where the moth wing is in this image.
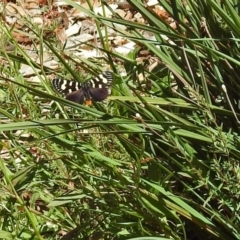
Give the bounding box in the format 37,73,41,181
66,90,85,104
89,88,109,102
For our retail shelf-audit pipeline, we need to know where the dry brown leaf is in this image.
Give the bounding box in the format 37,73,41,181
56,27,67,43
12,31,33,44
117,1,135,10
153,5,170,21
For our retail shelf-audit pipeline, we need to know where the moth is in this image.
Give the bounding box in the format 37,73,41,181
52,71,113,104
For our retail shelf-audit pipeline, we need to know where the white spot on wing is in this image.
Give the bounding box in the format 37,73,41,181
102,78,108,84
89,80,96,88
61,82,67,90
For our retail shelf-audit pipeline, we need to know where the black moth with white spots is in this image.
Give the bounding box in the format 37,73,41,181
52,71,113,104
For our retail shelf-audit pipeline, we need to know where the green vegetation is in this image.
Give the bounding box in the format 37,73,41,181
0,0,240,239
